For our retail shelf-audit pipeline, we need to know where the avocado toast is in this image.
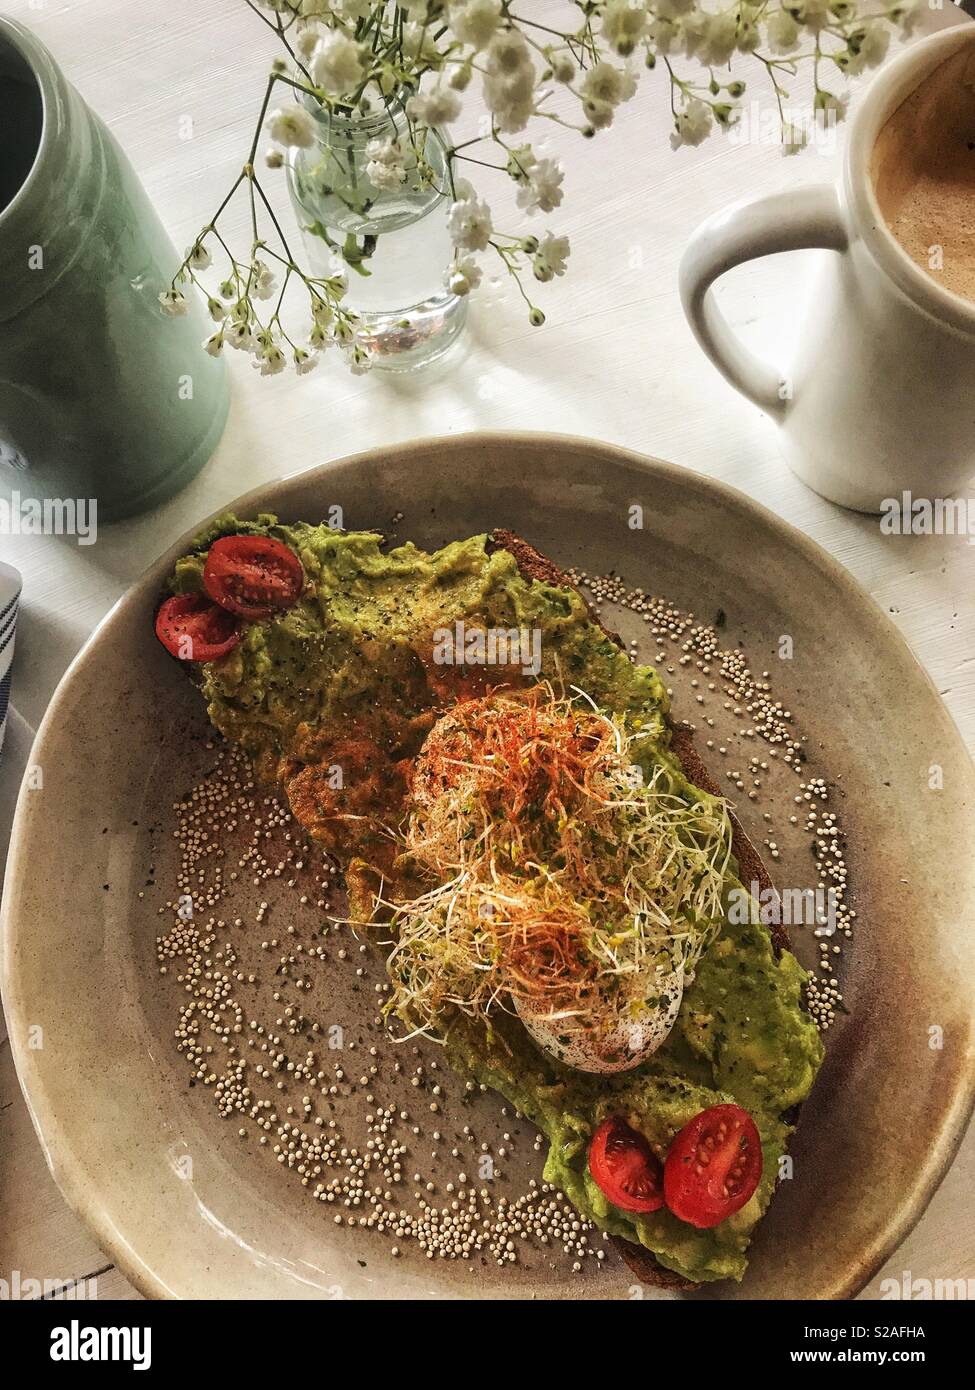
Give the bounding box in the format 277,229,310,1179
157,514,824,1287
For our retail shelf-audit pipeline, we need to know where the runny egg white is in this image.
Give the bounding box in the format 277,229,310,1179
513,961,686,1074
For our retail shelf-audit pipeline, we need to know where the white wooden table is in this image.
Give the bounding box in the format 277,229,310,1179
2,0,973,1301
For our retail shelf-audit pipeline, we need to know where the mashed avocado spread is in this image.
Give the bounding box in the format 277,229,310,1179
170,514,823,1284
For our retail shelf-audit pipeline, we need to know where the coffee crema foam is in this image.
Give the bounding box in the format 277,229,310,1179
872,48,975,304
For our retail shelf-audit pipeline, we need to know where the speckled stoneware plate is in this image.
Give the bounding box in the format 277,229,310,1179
3,433,974,1300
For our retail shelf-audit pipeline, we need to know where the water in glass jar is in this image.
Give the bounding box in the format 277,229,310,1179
287,112,467,372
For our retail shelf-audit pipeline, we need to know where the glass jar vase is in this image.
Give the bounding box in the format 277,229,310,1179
286,98,467,372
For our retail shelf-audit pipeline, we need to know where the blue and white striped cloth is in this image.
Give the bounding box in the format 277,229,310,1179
0,562,21,759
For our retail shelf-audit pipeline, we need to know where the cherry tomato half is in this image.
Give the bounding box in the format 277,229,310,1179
155,593,242,662
588,1115,665,1214
663,1103,763,1229
203,534,304,621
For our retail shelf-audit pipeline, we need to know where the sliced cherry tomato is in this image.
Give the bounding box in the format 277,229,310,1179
155,592,242,662
588,1115,665,1214
663,1103,763,1229
203,534,304,621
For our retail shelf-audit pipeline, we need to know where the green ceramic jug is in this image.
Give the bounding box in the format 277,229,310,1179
0,18,228,522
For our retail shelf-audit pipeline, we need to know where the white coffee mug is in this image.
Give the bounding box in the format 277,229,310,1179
680,25,975,514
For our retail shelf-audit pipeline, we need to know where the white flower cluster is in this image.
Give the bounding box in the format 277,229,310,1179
364,137,408,191
169,0,919,375
162,250,368,378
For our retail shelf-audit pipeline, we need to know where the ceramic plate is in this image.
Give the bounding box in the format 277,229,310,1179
3,433,974,1300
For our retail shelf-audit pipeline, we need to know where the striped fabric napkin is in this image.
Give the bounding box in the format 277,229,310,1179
0,561,21,759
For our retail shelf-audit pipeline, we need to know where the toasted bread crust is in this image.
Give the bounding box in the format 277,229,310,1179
488,528,621,644
490,528,794,1292
488,529,573,590
667,723,790,960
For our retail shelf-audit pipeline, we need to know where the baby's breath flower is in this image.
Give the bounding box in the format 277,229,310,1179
484,29,528,77
293,345,319,374
311,31,367,96
158,289,188,316
782,120,808,155
532,231,570,282
795,0,831,31
447,186,493,252
267,103,318,149
448,0,502,51
515,156,564,215
254,342,287,375
858,21,891,68
549,51,577,83
446,255,483,295
601,0,650,56
891,0,921,34
407,86,462,126
226,322,254,351
265,147,285,169
766,10,800,54
311,295,335,326
482,29,536,132
814,88,849,122
365,137,407,190
648,17,678,54
581,60,637,109
348,343,373,374
583,98,616,132
203,330,224,357
335,0,372,19
736,14,761,54
186,240,212,270
252,262,277,301
671,96,713,148
402,21,444,63
694,12,737,66
295,26,321,61
506,143,536,178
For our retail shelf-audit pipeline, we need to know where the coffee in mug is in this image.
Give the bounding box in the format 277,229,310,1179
872,48,975,305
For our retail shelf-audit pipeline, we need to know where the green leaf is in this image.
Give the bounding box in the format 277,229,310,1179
341,231,373,278
305,220,339,252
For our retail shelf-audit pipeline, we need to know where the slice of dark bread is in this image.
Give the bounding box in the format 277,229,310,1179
488,528,795,1291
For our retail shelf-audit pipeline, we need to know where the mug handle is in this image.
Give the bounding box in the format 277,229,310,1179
679,185,848,419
